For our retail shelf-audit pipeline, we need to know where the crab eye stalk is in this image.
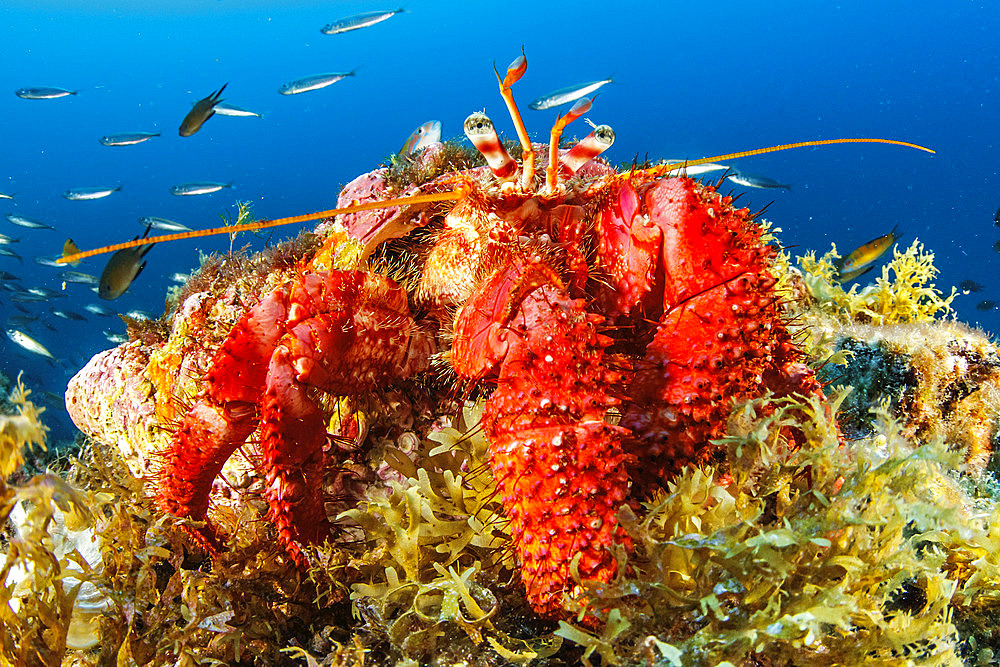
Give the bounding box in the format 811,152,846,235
464,112,517,179
560,124,615,177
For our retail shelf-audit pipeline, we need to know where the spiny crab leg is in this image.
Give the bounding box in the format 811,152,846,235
544,97,594,194
495,50,534,189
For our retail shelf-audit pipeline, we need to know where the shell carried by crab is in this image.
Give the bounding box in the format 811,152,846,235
65,51,933,620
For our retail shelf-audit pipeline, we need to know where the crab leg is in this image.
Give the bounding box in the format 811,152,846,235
158,288,291,548
452,261,632,618
160,271,430,565
495,51,534,189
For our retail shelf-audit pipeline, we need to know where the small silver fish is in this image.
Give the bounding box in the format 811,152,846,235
58,270,99,285
169,272,191,284
0,192,13,200
27,286,65,299
528,78,613,110
9,292,45,302
125,309,154,321
7,315,37,327
321,9,403,35
104,331,128,344
35,255,66,267
15,87,77,100
278,72,355,95
6,328,56,360
6,214,54,230
50,308,87,321
726,172,792,190
100,131,161,146
139,216,192,231
98,227,156,300
179,83,228,137
659,160,730,176
169,182,232,196
213,102,263,118
399,120,442,155
0,233,19,244
62,185,122,201
0,247,23,262
85,303,114,317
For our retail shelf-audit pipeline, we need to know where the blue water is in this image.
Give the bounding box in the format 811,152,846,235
2,0,998,438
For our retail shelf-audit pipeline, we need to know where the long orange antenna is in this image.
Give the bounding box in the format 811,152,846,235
639,137,935,180
56,190,463,264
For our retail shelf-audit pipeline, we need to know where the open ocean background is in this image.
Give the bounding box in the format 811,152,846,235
1,0,998,440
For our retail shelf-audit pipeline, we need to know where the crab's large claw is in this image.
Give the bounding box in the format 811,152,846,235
452,261,633,619
618,178,823,494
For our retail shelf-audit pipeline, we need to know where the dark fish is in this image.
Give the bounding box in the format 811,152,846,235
977,300,997,312
0,271,20,281
15,86,76,100
838,226,902,276
528,77,613,110
98,227,156,300
726,172,792,190
993,239,1000,253
179,83,228,137
320,9,403,35
278,72,354,95
99,131,160,146
960,280,984,293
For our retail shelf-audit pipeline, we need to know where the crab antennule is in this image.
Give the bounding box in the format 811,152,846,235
559,124,616,180
56,189,463,264
495,51,534,189
464,112,517,179
545,97,593,193
640,137,935,180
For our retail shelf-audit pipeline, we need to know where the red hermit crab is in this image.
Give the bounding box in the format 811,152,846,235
62,52,932,619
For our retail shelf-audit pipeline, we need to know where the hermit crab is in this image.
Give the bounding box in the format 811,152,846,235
63,52,932,619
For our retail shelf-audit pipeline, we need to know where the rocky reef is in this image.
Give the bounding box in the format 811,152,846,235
6,207,1000,666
